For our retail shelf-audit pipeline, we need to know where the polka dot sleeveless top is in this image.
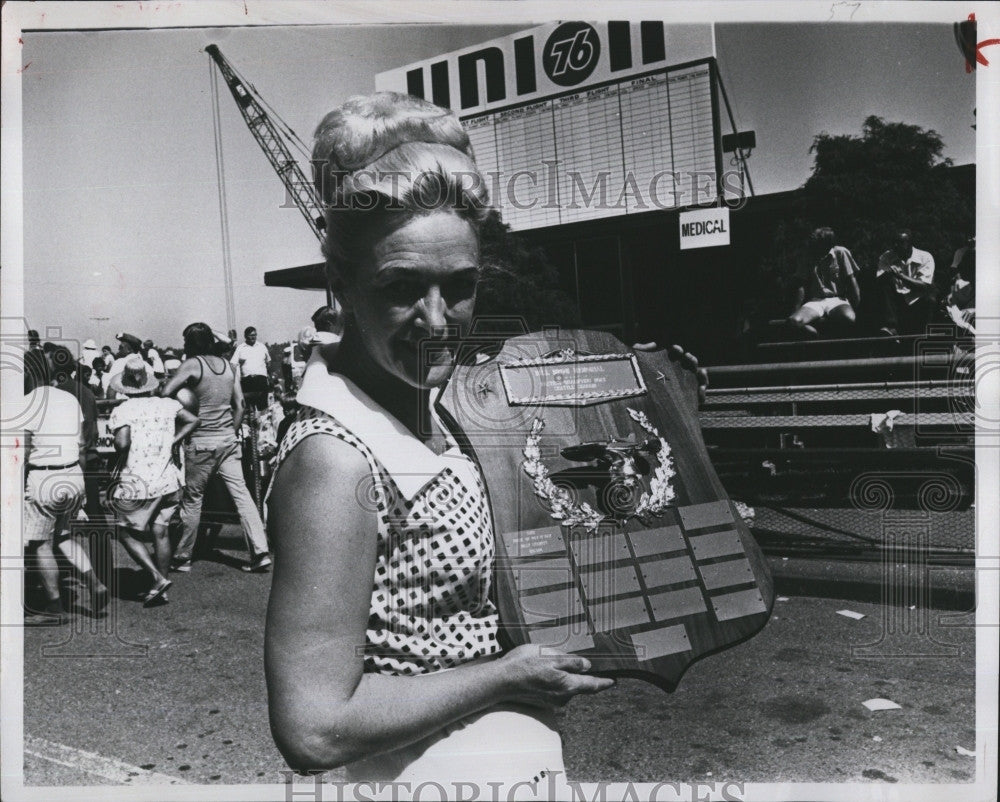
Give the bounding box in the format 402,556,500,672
275,405,502,675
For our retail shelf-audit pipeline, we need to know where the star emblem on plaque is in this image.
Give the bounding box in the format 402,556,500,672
437,330,773,692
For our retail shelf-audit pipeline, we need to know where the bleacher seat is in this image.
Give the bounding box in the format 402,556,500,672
700,335,975,560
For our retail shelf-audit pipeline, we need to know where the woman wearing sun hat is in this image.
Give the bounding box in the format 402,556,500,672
108,355,199,605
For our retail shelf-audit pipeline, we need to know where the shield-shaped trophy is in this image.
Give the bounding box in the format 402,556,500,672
436,329,773,691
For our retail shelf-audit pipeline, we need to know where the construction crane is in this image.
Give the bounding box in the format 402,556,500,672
205,44,331,514
205,44,325,243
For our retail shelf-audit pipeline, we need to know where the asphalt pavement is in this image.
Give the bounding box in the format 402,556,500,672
16,526,980,791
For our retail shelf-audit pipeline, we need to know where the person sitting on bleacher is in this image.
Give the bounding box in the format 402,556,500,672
944,235,975,335
787,227,861,338
874,229,937,337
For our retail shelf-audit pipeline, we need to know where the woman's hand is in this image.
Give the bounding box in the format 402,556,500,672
668,344,709,406
631,341,708,406
496,644,615,709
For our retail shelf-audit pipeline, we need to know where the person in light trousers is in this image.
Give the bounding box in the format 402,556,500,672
161,322,271,573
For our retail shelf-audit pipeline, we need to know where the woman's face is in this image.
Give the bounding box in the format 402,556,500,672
341,212,479,389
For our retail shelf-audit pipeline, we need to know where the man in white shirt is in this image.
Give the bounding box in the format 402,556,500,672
231,326,270,411
874,230,938,336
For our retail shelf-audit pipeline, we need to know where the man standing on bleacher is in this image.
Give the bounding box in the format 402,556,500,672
874,230,937,336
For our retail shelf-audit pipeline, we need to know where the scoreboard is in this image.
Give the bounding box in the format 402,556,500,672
377,22,722,231
463,63,716,230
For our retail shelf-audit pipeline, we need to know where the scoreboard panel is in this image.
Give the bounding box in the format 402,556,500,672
462,62,719,231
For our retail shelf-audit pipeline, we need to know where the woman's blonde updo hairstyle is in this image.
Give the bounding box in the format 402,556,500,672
312,92,491,285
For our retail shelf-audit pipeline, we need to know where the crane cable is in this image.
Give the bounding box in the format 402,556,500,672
226,57,312,161
713,59,755,197
210,56,237,332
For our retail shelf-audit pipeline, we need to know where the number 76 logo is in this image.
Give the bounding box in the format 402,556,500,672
543,22,601,86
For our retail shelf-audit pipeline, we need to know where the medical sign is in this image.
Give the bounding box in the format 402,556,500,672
678,207,730,250
376,21,715,116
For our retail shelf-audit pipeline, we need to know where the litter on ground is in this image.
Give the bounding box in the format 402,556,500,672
862,698,902,712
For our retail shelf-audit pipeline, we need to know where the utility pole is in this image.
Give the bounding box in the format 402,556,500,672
89,316,109,347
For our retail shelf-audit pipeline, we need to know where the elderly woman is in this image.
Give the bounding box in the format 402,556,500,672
265,93,614,786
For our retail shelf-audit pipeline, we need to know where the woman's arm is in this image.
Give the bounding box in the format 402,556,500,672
160,359,200,398
113,425,131,456
265,434,611,771
173,407,200,446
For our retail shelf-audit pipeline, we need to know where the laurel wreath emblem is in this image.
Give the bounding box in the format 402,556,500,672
626,408,677,518
522,408,676,531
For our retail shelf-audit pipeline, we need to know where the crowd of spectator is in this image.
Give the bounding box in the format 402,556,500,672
18,309,341,625
21,255,968,626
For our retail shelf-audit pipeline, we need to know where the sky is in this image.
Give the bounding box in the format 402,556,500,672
13,17,977,348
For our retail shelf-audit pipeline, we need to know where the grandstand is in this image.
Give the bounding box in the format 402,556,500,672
263,21,976,600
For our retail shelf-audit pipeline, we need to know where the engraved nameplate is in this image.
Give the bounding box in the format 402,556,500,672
501,526,566,559
499,353,647,406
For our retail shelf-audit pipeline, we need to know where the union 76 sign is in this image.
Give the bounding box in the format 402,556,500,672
376,21,715,115
543,22,601,86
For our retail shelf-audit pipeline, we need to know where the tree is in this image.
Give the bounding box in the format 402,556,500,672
474,210,581,333
804,116,972,272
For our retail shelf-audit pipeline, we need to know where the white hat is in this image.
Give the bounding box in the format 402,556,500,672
109,354,159,395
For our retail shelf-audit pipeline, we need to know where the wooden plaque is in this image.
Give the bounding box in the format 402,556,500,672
436,330,773,691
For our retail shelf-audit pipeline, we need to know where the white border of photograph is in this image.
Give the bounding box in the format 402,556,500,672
2,2,997,801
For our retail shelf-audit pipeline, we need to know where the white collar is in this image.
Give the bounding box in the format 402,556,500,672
295,351,464,500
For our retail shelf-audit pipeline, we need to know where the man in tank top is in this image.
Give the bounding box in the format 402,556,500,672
161,322,271,573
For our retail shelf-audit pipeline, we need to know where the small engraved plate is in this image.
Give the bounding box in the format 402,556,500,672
628,526,685,557
528,626,595,652
590,596,651,632
639,556,698,590
711,588,769,622
500,353,647,406
649,586,708,622
697,558,754,591
511,559,575,592
579,566,642,600
571,534,632,567
520,588,585,625
631,624,691,661
501,526,566,558
688,530,744,561
678,500,735,531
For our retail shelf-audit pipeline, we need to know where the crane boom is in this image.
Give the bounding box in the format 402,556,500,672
205,44,325,242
